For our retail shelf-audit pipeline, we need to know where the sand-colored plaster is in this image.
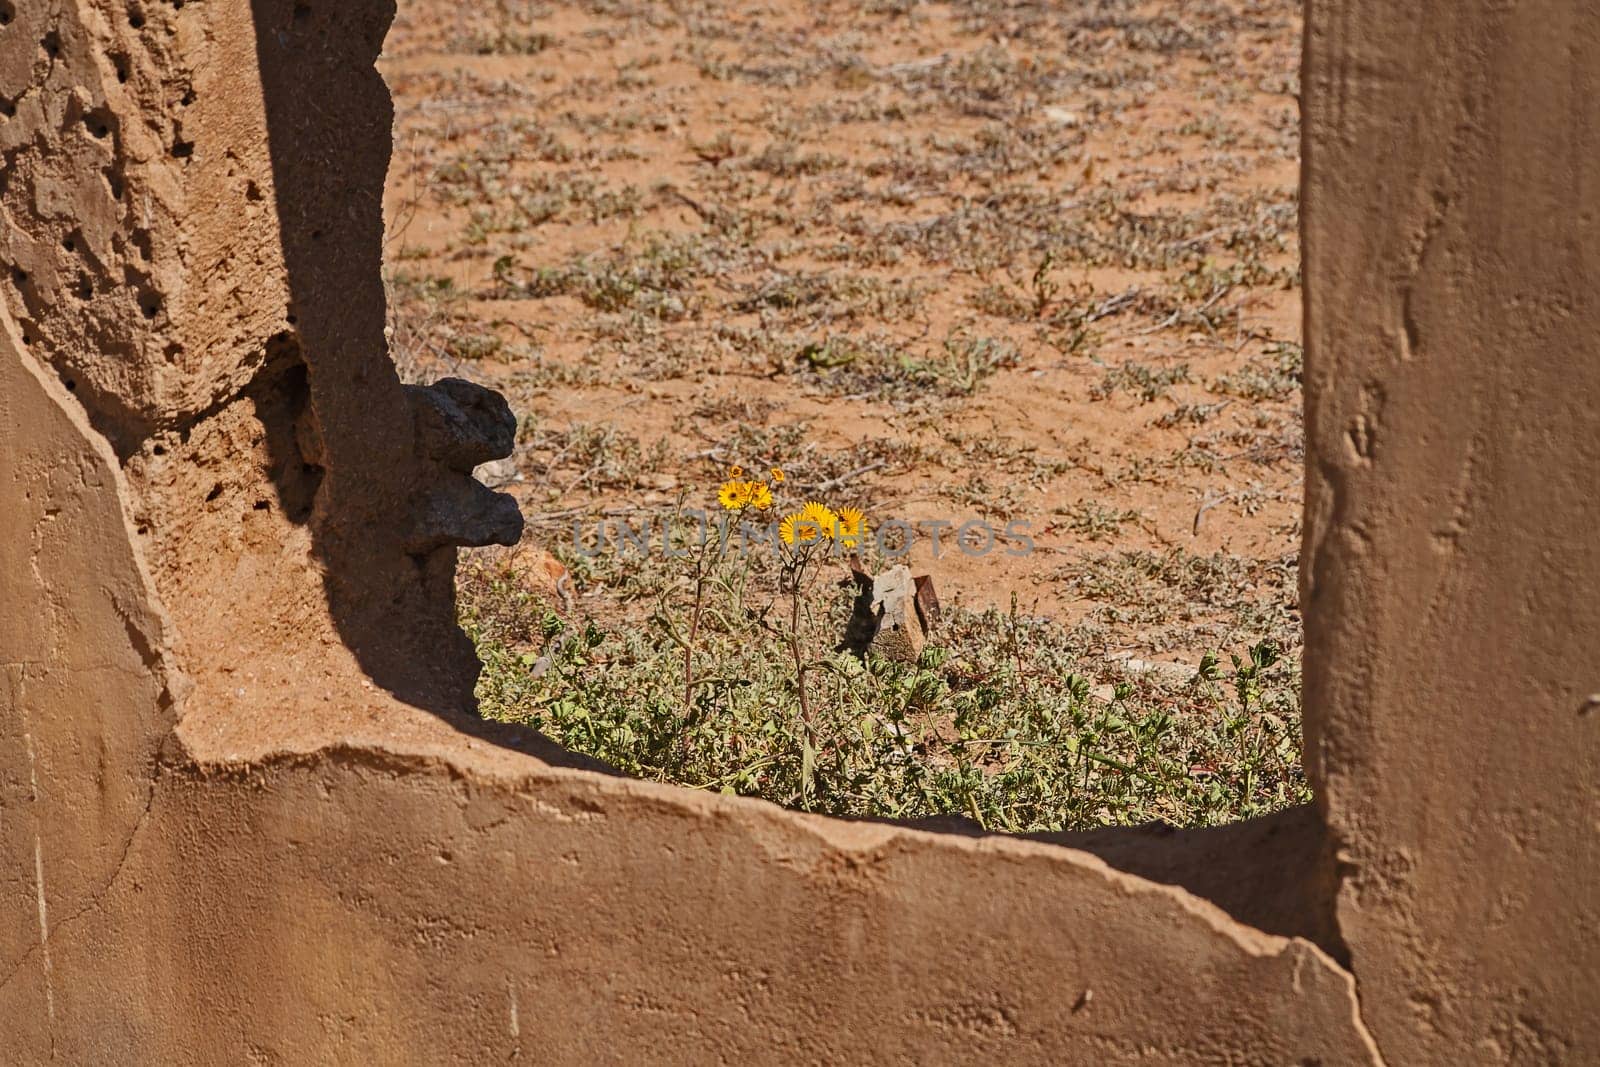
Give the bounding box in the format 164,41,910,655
0,323,180,1053
1302,1,1600,1060
3,0,1595,1061
0,3,1381,1057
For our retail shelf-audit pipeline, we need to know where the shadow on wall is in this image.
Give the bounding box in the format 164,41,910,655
244,0,616,773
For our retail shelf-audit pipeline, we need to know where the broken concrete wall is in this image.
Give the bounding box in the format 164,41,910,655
1,0,522,724
1302,0,1600,1060
0,0,1594,1062
0,302,1374,1061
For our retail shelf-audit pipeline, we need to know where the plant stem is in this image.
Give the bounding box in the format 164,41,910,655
788,580,811,727
683,576,707,715
677,514,728,761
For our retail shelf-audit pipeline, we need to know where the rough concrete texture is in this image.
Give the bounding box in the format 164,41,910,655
0,0,1591,1063
1302,1,1600,1061
0,322,1375,1061
0,0,523,723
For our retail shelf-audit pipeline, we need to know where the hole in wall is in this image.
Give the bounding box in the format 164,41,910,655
248,351,324,526
0,1,14,26
84,108,115,140
42,30,60,58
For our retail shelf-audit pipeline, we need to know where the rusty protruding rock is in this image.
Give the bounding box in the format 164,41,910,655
407,377,518,474
405,475,525,554
403,377,524,552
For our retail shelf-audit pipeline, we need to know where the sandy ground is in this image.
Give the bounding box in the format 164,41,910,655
379,0,1304,663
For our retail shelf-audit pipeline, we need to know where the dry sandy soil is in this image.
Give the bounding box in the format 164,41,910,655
379,0,1304,666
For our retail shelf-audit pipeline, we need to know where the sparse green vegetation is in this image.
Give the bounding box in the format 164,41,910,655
462,540,1309,832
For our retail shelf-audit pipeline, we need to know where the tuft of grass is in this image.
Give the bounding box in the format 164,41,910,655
1061,548,1299,656
1054,501,1145,542
1212,340,1303,402
452,29,554,55
796,328,1020,400
1090,360,1193,403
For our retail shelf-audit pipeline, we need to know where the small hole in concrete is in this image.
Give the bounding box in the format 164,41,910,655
0,100,16,119
152,444,166,456
76,275,92,300
128,8,145,29
245,180,263,201
64,378,76,391
0,2,14,27
253,500,270,511
204,484,223,503
141,296,160,319
63,236,76,252
43,32,60,59
172,139,194,159
113,56,129,83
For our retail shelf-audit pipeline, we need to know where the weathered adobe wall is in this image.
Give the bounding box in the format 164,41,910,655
0,335,1374,1061
1301,0,1600,1060
0,0,1593,1063
0,0,523,722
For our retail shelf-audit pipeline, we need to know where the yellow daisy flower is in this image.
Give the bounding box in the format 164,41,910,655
834,506,867,548
780,507,828,545
748,482,774,510
769,467,785,484
718,479,752,510
779,514,803,544
728,465,744,479
799,501,838,538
